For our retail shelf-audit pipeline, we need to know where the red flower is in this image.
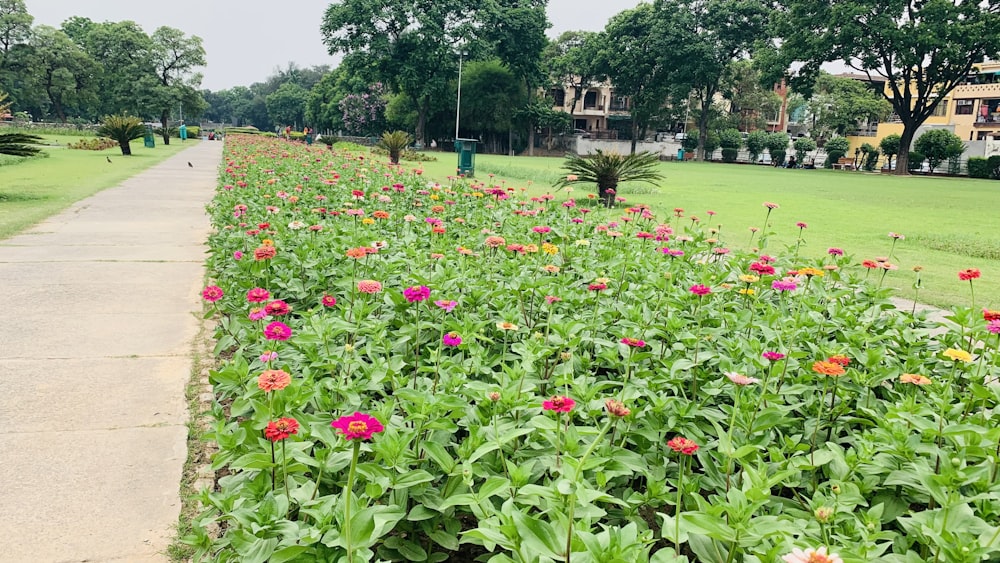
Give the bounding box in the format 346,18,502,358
542,395,576,413
984,308,1000,322
331,412,384,441
202,285,224,302
265,300,291,316
322,294,337,307
620,337,646,347
265,417,299,441
254,246,277,261
667,436,699,455
827,354,850,366
749,262,776,276
958,268,981,281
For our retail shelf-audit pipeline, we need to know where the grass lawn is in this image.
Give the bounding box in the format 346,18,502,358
412,151,999,309
0,133,188,240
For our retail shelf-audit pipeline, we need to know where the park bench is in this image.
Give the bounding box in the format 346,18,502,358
831,157,855,171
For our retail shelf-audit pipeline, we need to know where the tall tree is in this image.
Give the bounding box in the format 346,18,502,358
0,0,30,64
777,0,1000,175
266,82,309,128
66,20,156,117
149,26,206,144
669,0,770,160
720,59,782,132
23,26,99,122
802,73,891,139
321,0,481,145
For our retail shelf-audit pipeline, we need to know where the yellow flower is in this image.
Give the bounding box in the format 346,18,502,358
738,288,756,296
799,267,825,277
472,192,484,197
943,348,972,362
595,277,610,284
575,239,590,246
361,217,375,225
738,274,759,284
429,194,440,200
541,243,559,255
496,321,519,331
261,239,274,246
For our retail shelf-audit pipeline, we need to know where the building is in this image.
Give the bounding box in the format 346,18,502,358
549,82,631,139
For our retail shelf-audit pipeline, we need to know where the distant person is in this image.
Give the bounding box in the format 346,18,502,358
787,155,796,169
305,126,313,145
284,125,291,140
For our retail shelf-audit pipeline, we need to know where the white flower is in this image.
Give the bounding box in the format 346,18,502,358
287,221,306,230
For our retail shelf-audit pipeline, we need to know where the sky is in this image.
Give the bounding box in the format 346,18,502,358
24,0,644,91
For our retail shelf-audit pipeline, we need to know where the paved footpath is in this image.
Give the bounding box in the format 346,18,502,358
0,141,222,562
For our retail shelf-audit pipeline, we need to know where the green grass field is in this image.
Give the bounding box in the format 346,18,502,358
0,133,188,240
413,151,999,309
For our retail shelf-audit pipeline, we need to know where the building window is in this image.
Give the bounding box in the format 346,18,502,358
549,89,566,107
956,99,974,115
977,131,997,141
583,90,599,110
931,101,948,117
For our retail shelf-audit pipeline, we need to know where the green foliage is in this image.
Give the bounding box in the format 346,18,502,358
266,83,309,128
543,31,603,113
721,148,738,162
745,130,769,162
703,130,721,159
792,136,817,163
863,149,880,171
555,149,664,205
804,73,892,138
907,151,925,172
378,130,413,164
988,155,1000,180
719,128,742,150
967,156,990,179
370,145,437,162
96,114,145,156
824,136,850,154
0,132,42,157
681,135,699,152
914,129,964,173
66,137,117,151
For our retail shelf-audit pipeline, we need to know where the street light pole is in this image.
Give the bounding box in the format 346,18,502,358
455,50,464,140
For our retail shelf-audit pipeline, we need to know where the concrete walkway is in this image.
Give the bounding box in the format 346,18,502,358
0,141,222,562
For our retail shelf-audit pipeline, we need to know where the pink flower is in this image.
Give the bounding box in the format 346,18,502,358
758,254,776,263
532,225,551,234
403,285,431,302
248,308,267,321
690,284,711,296
331,412,384,441
763,202,779,210
357,280,382,294
667,436,699,455
259,351,278,363
542,396,576,413
265,300,290,316
321,294,337,307
725,372,760,385
762,351,785,361
434,299,457,312
264,321,292,341
233,250,244,261
588,282,607,292
781,546,843,563
202,285,224,302
888,232,905,240
827,247,843,256
987,320,1000,334
545,295,561,305
772,278,798,291
442,332,462,346
247,287,271,303
620,337,646,347
796,222,807,229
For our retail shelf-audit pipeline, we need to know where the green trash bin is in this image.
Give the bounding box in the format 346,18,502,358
143,125,155,148
677,148,685,161
455,138,478,177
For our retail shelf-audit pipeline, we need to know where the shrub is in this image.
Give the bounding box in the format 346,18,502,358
719,128,742,150
96,114,145,156
988,155,1000,179
770,149,786,166
681,135,698,152
765,132,789,165
555,149,663,206
746,130,768,162
792,137,817,164
378,130,413,165
967,156,990,178
863,149,880,171
879,134,901,169
67,137,118,151
721,147,739,162
702,130,721,159
908,151,925,172
177,125,200,138
370,146,438,162
914,129,964,173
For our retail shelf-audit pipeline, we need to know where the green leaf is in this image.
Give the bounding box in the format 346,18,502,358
512,511,565,560
269,545,311,563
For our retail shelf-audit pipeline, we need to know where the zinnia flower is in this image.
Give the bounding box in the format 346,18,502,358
604,399,630,417
862,259,879,269
958,268,981,281
357,280,383,294
588,282,608,292
690,284,711,296
812,361,845,377
331,412,384,441
442,332,462,347
620,337,646,347
202,285,224,302
321,294,337,307
772,279,798,291
667,436,699,455
434,299,457,312
725,372,760,385
762,351,785,361
496,321,519,331
258,369,291,391
984,308,1000,322
264,417,299,441
247,287,271,303
265,300,290,316
781,546,843,563
233,250,243,261
988,320,1000,334
827,354,849,366
763,202,779,209
264,321,292,341
403,285,431,302
827,248,844,256
259,351,278,363
796,222,807,229
542,395,576,412
749,262,775,275
943,348,972,362
888,232,905,240
899,373,932,385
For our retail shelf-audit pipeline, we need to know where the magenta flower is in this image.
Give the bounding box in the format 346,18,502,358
403,285,431,302
321,294,337,307
690,284,711,296
233,250,244,261
442,332,462,346
265,300,291,316
827,247,844,256
202,285,224,302
796,222,807,229
434,299,458,312
772,278,798,292
264,321,292,341
331,412,384,441
542,396,576,413
249,308,267,321
987,320,1000,334
762,351,786,361
247,287,271,303
620,337,646,347
259,351,278,363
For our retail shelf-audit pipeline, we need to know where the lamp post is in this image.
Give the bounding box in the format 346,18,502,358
455,49,466,141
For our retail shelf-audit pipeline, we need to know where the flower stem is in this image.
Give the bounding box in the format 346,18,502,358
724,387,741,492
811,377,831,466
344,440,360,563
565,421,612,563
675,455,685,554
282,440,290,518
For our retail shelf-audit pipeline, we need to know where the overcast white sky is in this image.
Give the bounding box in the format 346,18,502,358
23,0,643,91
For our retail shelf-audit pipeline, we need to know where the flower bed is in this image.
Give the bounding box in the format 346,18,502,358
186,134,1000,563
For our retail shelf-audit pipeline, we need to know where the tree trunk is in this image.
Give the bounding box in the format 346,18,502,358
630,116,638,155
416,96,429,147
120,140,132,156
160,111,171,146
528,126,535,156
696,87,714,161
894,124,917,175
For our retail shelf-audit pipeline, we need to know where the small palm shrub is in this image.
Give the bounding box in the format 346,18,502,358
0,133,43,157
554,150,664,207
379,131,413,164
97,114,146,156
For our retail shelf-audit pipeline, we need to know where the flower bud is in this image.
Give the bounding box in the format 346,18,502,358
344,343,354,352
814,506,834,523
488,392,501,402
831,484,841,495
560,352,572,361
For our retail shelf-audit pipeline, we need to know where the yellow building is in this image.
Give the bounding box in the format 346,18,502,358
548,83,631,138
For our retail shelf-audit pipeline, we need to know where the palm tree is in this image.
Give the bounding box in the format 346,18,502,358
378,130,413,164
554,150,664,207
0,133,42,157
97,114,146,156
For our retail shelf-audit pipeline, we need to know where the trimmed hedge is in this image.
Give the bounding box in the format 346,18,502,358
989,155,1000,179
908,151,925,172
968,157,990,178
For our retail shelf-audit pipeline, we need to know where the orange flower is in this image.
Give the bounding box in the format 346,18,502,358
372,210,390,220
811,361,845,377
431,205,445,213
899,373,932,385
258,369,291,392
345,247,368,259
254,246,277,261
